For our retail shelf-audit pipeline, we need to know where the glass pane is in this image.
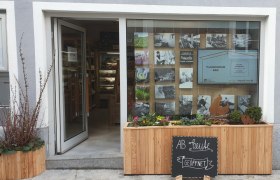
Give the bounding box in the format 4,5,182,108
60,25,85,141
0,72,9,106
0,19,3,69
126,20,260,118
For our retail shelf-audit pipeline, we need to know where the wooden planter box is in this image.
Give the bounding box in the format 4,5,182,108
0,145,46,180
124,124,273,175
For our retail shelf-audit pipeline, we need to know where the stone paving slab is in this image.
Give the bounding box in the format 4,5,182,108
26,170,280,180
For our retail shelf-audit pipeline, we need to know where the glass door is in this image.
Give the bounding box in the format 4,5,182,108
54,19,88,153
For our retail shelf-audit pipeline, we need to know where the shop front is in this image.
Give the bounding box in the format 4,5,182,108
31,2,276,171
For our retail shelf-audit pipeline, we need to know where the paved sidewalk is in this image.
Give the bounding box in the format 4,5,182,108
27,169,280,180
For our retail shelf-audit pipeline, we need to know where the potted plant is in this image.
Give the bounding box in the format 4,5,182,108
124,97,272,175
241,106,262,124
0,37,52,180
228,110,242,124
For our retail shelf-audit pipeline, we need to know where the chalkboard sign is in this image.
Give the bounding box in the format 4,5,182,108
172,136,218,178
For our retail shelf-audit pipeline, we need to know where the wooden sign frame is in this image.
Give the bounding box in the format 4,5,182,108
172,136,218,178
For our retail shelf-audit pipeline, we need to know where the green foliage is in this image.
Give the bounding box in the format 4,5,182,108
128,113,170,127
180,114,212,126
171,115,181,121
0,138,44,154
229,110,242,123
127,114,133,122
180,119,212,126
244,106,262,123
196,114,205,121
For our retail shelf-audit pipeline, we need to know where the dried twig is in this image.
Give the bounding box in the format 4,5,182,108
0,34,53,150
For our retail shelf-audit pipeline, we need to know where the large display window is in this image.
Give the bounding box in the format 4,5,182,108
126,20,260,117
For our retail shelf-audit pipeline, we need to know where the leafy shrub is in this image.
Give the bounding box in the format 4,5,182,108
180,114,212,126
244,106,262,123
229,110,242,124
128,113,170,127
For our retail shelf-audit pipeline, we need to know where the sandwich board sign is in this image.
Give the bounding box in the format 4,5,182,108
172,136,218,178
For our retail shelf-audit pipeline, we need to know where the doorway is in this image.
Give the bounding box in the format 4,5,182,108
53,18,120,155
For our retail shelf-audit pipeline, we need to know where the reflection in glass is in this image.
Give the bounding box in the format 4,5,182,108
61,25,85,141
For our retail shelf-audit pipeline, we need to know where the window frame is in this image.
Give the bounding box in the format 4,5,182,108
0,14,7,72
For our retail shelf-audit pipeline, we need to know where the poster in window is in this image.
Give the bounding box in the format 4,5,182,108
67,46,78,62
237,95,251,114
155,102,175,115
134,32,148,48
155,85,175,99
154,68,175,83
135,67,149,83
179,33,200,48
197,95,211,115
180,51,193,64
206,34,227,48
179,68,193,88
135,50,149,65
197,50,258,84
179,95,193,115
154,33,175,48
154,50,175,65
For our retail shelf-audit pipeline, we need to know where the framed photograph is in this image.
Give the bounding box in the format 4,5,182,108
134,102,150,116
154,50,175,65
135,50,149,65
155,102,175,115
134,32,148,48
220,95,235,112
135,67,149,83
154,68,175,83
179,95,193,115
180,51,193,64
179,33,200,48
179,68,193,88
232,34,252,49
206,34,227,48
154,33,175,48
155,85,175,99
197,95,211,115
238,95,251,114
135,86,150,101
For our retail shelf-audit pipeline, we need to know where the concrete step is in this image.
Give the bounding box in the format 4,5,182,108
46,154,123,169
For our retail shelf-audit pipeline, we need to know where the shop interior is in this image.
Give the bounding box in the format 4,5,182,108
59,19,120,156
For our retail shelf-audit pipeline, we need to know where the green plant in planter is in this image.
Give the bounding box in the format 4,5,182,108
229,110,242,124
0,36,53,154
244,106,262,123
180,114,212,126
128,113,170,127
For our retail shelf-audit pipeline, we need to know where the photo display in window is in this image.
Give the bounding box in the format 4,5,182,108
126,20,260,117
